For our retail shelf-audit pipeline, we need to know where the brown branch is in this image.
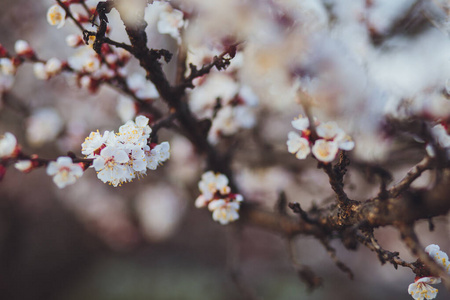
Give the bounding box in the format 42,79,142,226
180,44,238,89
114,0,235,183
356,231,415,270
389,156,433,198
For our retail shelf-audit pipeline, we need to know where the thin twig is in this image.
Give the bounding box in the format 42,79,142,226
389,156,433,198
356,231,415,270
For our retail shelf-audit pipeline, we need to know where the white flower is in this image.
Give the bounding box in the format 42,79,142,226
105,53,118,65
198,171,231,201
0,72,14,93
14,40,32,55
0,58,16,75
129,146,147,172
117,115,151,149
335,132,355,151
145,142,170,170
68,48,101,73
312,139,339,163
79,76,92,89
431,124,450,149
14,160,32,172
65,34,82,47
154,141,170,162
408,277,440,300
26,108,63,147
239,85,259,107
287,131,311,159
316,121,342,139
47,4,66,28
93,146,130,187
45,58,63,76
81,130,113,158
46,156,83,188
208,199,241,225
157,9,185,43
195,194,208,208
208,105,256,144
116,96,137,122
407,244,450,300
33,63,49,80
127,73,159,99
0,132,17,158
291,116,310,131
425,244,450,273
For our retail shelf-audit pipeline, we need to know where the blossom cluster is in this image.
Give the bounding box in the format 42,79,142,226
82,115,170,187
408,244,450,300
287,115,355,163
45,2,132,93
195,171,243,225
155,1,186,44
188,52,259,144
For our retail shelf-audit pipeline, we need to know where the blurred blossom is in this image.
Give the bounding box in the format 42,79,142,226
157,6,185,44
0,58,16,75
33,62,49,80
116,95,137,122
14,40,32,56
169,135,201,184
14,160,32,172
64,179,140,250
135,185,186,242
68,48,101,73
65,34,82,48
26,108,64,147
189,72,239,118
0,132,17,158
0,72,14,97
47,4,66,29
127,73,159,99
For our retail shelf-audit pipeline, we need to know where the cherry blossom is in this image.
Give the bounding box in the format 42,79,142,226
312,139,339,163
14,160,33,173
0,58,16,75
287,131,311,159
46,156,84,188
0,132,17,158
157,8,185,43
408,244,450,300
195,171,244,225
14,40,33,56
93,146,130,187
208,198,241,225
47,4,66,29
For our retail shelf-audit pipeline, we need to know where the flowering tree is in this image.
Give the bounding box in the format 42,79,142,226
1,0,450,299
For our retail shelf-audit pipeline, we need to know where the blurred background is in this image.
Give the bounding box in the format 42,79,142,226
1,0,450,299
